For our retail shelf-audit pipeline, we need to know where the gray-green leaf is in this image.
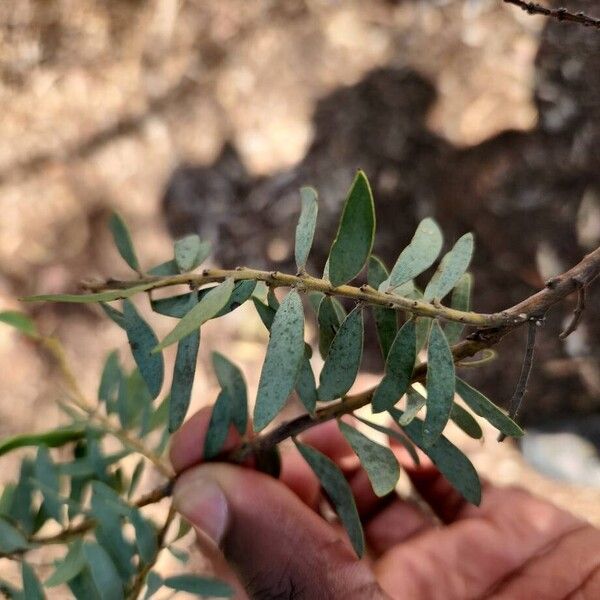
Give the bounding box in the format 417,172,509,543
367,256,397,361
0,517,31,553
162,574,232,597
0,428,85,457
154,278,234,351
424,321,455,446
355,416,420,466
327,170,376,287
35,447,62,523
295,186,319,272
123,300,164,399
295,353,317,415
424,233,474,301
212,352,247,435
23,283,156,304
444,273,472,344
391,410,481,505
174,235,211,273
317,296,344,359
397,387,426,426
0,311,38,338
455,378,524,438
169,294,200,433
21,562,45,600
99,303,125,329
450,403,482,439
372,319,416,413
318,305,364,401
204,391,232,459
253,290,305,432
45,541,86,587
385,218,443,291
294,441,364,557
108,212,140,273
338,421,400,496
82,542,124,600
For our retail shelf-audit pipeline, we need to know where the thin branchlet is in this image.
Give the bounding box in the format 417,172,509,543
559,285,586,339
498,319,539,442
503,0,600,29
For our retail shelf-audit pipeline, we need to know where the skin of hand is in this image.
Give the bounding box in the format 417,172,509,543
170,407,600,599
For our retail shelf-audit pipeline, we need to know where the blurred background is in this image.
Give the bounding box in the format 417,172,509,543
1,0,600,584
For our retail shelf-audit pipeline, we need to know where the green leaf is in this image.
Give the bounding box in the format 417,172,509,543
0,517,31,553
424,321,455,446
99,303,125,329
455,378,524,438
108,212,140,273
204,391,232,459
295,186,319,272
45,541,86,587
212,353,247,435
372,319,416,413
385,218,443,291
252,297,276,330
0,311,37,338
129,508,157,564
174,235,211,272
23,283,156,304
89,485,135,581
117,369,152,429
127,459,145,499
327,170,376,287
143,572,163,600
318,305,364,402
294,441,364,557
98,351,122,409
9,460,35,535
163,574,232,597
390,410,481,505
21,562,45,600
415,316,432,354
253,290,305,432
154,278,235,351
295,353,317,415
67,568,102,600
169,294,200,433
35,447,62,523
367,256,397,360
123,299,164,399
355,416,420,466
147,394,170,433
82,541,124,600
317,296,344,359
450,403,482,439
444,273,472,344
424,233,474,301
338,421,399,496
267,288,280,310
307,291,325,314
0,427,85,457
152,280,256,319
397,387,426,426
147,260,179,276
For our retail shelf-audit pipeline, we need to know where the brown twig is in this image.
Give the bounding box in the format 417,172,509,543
503,0,600,29
498,319,539,442
559,284,586,339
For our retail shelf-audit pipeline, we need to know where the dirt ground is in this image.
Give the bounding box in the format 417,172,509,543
1,0,599,595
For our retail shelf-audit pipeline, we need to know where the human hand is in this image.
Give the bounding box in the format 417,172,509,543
170,407,600,599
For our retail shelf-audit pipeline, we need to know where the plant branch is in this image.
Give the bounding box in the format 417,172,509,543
41,337,173,479
82,268,516,328
559,284,586,339
503,0,600,29
498,319,539,442
127,505,177,599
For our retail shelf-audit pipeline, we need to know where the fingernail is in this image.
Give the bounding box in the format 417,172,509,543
173,471,229,545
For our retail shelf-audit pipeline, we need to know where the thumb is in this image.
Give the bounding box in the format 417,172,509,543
173,463,384,599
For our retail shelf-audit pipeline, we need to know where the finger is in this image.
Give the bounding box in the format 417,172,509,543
364,498,435,557
173,463,385,599
169,407,242,473
374,485,583,600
